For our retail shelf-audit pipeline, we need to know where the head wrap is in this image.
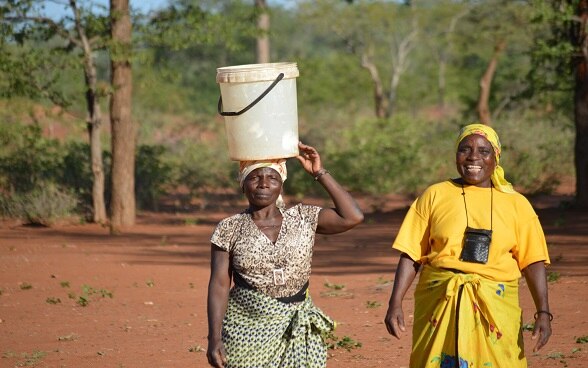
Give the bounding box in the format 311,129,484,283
238,159,288,188
456,123,515,194
238,159,288,208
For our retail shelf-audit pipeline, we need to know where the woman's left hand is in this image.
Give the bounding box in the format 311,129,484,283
296,142,323,176
532,313,552,352
523,261,552,352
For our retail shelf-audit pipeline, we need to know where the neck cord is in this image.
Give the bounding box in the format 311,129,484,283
461,183,493,229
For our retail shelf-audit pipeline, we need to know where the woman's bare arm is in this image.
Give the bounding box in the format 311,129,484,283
384,253,420,339
296,142,363,234
206,245,231,367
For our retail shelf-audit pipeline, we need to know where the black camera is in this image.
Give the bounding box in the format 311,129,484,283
459,227,492,264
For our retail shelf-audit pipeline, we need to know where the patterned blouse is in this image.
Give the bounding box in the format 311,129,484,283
210,204,322,298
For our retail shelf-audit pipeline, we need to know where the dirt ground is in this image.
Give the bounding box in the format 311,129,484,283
1,190,587,368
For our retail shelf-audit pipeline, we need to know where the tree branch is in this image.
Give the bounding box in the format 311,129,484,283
4,15,81,47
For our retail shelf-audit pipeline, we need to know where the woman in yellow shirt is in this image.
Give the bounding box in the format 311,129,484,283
384,124,552,367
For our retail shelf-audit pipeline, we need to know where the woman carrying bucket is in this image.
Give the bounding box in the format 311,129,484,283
206,142,364,368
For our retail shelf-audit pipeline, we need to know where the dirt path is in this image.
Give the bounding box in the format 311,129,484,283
1,194,587,368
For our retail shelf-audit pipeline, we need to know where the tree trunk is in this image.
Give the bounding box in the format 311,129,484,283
88,107,106,223
109,0,135,233
71,0,107,224
574,0,588,207
477,40,506,126
255,0,270,64
361,52,387,118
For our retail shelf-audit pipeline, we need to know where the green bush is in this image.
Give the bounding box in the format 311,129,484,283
300,115,574,197
61,141,112,213
493,116,574,194
136,144,173,210
0,123,63,193
175,139,235,197
0,184,78,225
319,115,456,195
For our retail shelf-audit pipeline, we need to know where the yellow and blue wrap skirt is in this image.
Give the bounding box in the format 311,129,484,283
222,287,335,368
411,265,526,368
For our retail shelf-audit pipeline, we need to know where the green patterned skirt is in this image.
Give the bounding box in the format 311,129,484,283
222,287,335,368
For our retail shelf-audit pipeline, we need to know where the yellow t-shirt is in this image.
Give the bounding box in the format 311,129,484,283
393,180,550,281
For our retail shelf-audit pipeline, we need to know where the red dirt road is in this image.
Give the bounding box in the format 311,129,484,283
1,194,587,368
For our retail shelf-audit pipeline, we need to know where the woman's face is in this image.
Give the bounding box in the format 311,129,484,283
242,167,283,207
455,134,497,188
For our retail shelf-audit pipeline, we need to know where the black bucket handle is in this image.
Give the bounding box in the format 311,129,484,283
218,72,285,116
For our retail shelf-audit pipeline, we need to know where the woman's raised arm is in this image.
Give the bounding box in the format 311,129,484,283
296,142,363,234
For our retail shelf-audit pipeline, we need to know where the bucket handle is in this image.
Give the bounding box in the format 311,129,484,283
218,73,285,116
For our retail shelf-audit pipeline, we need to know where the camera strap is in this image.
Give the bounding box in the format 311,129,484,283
461,184,493,230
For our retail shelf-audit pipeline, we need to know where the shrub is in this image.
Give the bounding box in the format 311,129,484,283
0,184,79,226
493,116,574,194
318,115,456,196
0,123,63,193
175,139,235,197
136,144,174,210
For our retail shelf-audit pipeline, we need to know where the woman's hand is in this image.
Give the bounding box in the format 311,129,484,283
384,254,419,340
522,261,552,352
384,303,406,339
296,141,323,176
532,313,552,352
206,338,227,367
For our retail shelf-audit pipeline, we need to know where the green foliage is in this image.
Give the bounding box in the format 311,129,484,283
365,300,381,308
495,116,574,194
577,335,588,344
323,281,345,290
0,0,578,207
323,115,455,195
547,271,561,283
70,284,113,307
0,123,63,193
0,184,79,226
136,144,173,210
322,331,362,351
174,138,235,198
144,0,255,52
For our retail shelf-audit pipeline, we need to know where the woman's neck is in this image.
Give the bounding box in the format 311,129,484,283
248,205,281,220
451,177,492,188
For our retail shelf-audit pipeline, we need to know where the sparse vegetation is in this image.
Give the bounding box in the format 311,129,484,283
19,283,32,290
188,345,205,353
323,281,345,290
365,300,381,309
546,352,565,359
576,335,588,344
45,297,61,305
547,271,561,283
57,334,78,341
3,350,48,367
69,284,113,307
323,332,362,352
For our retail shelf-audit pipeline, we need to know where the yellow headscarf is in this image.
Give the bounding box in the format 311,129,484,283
456,123,516,194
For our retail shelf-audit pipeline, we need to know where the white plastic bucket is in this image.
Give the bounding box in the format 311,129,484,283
216,62,299,161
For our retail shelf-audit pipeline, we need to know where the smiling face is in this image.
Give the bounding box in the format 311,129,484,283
455,134,497,188
242,167,283,208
